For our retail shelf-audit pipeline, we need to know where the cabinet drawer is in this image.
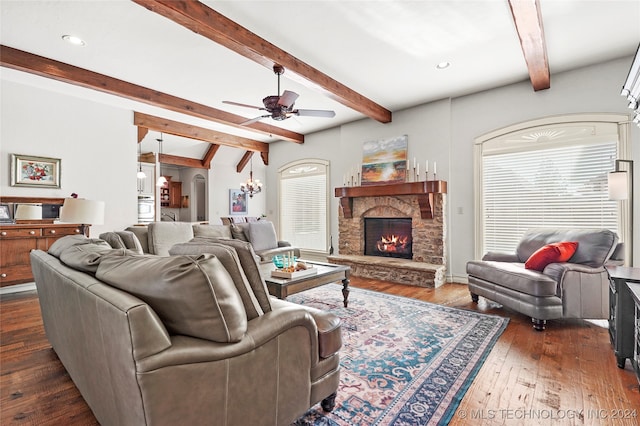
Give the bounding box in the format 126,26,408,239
43,226,83,237
0,264,34,286
0,228,42,238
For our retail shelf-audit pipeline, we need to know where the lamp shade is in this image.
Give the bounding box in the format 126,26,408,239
15,204,42,220
59,198,105,225
608,171,629,200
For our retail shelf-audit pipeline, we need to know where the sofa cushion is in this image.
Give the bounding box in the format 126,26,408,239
193,224,233,239
148,222,194,256
59,243,128,274
524,242,578,271
516,228,617,267
125,225,150,254
192,237,272,314
96,253,247,342
230,223,250,242
466,260,558,297
169,242,264,320
247,221,278,252
99,231,144,255
48,235,112,258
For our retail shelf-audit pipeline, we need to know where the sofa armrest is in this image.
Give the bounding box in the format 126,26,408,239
277,241,292,247
544,262,609,318
136,306,319,372
544,262,606,280
482,251,520,262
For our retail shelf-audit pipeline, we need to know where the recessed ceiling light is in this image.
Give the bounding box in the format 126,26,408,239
62,35,86,46
436,61,451,70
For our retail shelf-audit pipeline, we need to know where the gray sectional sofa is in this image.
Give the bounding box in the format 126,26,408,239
105,220,300,261
466,228,618,330
31,234,340,425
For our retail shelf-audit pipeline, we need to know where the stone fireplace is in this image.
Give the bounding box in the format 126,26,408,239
328,181,447,288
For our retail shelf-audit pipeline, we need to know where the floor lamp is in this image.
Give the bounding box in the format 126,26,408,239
608,159,634,266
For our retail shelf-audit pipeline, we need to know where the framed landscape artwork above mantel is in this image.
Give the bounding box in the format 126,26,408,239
361,135,408,186
10,154,61,188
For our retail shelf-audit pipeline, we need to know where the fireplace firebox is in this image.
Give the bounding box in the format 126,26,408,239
364,217,412,259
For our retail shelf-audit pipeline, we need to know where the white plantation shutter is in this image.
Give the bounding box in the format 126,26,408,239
482,142,618,253
279,160,329,252
476,117,629,257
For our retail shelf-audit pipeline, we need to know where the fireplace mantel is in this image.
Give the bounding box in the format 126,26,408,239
334,180,447,219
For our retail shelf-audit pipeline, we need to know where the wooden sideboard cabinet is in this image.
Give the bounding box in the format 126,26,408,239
0,223,87,287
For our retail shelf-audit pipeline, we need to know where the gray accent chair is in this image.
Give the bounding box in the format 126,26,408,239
466,228,618,330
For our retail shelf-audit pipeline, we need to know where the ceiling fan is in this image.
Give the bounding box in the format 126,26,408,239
223,64,336,125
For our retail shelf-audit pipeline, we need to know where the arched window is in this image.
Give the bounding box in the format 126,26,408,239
474,114,631,261
278,159,330,254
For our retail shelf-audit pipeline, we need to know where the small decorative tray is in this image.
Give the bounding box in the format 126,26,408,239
271,267,317,279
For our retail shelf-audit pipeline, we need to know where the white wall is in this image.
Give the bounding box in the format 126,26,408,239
0,79,137,237
267,56,640,281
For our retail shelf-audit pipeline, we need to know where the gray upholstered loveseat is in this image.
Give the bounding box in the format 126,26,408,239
466,228,618,330
115,220,300,262
31,235,340,425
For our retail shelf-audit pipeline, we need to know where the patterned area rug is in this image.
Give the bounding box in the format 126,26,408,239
289,284,509,426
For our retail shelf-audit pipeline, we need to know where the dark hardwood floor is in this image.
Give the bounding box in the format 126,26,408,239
1,278,639,425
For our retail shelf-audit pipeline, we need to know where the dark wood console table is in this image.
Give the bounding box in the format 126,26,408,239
606,266,640,368
334,181,447,220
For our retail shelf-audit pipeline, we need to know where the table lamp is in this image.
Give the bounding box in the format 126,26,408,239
59,198,105,236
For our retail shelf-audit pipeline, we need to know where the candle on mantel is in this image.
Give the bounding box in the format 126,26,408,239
433,161,437,176
425,160,429,177
416,163,420,180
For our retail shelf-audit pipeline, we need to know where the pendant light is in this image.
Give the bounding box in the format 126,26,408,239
136,142,146,179
156,133,168,187
240,155,263,198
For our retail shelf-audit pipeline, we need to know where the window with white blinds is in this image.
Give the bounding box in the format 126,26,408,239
482,141,618,253
279,160,329,252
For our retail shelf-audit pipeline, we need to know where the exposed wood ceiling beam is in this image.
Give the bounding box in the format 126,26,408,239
159,153,208,169
202,144,220,169
237,151,253,173
508,0,550,91
137,127,149,143
132,0,392,123
134,112,269,160
0,45,304,143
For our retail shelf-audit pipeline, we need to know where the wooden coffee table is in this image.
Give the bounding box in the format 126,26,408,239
261,260,351,307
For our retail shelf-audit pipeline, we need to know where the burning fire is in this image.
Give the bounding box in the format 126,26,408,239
376,234,409,253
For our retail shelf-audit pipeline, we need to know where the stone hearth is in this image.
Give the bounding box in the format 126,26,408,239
329,182,447,288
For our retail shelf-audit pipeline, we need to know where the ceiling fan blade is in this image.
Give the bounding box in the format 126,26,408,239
240,115,270,125
294,109,336,118
278,90,299,108
223,100,264,110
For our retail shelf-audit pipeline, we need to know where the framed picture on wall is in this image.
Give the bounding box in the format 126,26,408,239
229,189,248,215
361,135,408,186
10,154,61,188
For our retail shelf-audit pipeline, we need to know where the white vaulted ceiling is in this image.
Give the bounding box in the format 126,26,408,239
1,0,639,159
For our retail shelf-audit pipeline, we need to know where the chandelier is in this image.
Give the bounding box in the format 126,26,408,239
240,156,263,198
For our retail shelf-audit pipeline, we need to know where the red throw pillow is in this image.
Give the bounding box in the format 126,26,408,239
524,242,578,271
